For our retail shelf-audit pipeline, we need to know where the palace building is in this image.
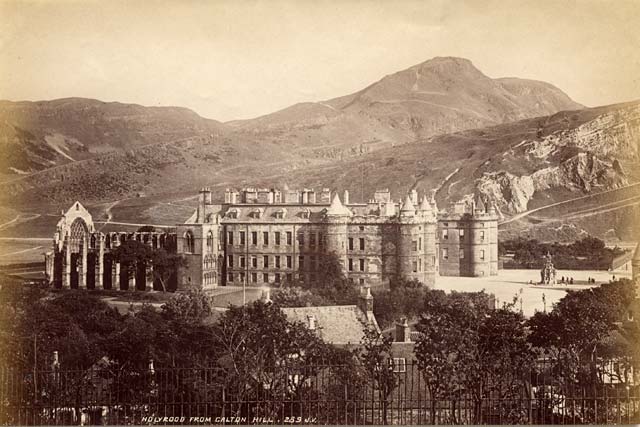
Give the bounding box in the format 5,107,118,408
45,186,498,292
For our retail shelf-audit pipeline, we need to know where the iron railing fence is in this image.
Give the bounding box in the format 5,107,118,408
1,360,639,425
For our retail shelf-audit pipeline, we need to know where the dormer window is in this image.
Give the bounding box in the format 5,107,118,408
252,208,264,219
226,208,241,219
275,208,287,219
300,208,310,219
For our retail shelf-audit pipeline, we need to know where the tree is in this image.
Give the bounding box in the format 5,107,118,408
110,239,186,291
274,251,359,306
415,290,533,424
356,326,399,425
210,300,340,419
528,280,636,382
372,277,427,329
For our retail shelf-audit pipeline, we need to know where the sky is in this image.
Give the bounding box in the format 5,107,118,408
1,0,639,121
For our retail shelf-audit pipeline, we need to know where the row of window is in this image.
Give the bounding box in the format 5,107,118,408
441,248,486,260
228,272,295,284
441,229,486,241
227,255,321,270
227,230,326,247
203,272,217,285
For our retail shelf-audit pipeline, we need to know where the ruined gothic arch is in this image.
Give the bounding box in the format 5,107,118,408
68,218,89,253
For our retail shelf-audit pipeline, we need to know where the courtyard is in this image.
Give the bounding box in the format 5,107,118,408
435,268,626,317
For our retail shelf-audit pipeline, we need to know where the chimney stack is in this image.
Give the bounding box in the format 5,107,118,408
359,285,374,323
343,190,350,205
395,317,411,342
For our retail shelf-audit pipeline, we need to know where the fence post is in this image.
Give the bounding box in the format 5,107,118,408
221,385,226,425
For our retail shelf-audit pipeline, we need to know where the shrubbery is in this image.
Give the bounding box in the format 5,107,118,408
500,236,626,270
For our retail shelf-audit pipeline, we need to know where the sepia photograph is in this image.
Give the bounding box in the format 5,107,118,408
0,0,639,425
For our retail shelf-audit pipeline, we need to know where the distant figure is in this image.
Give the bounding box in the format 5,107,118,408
613,275,616,281
561,276,565,283
570,277,574,285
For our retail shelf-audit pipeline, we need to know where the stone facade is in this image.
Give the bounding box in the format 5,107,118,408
437,198,499,277
45,186,499,291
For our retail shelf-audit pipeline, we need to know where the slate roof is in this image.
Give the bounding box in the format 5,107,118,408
281,305,374,345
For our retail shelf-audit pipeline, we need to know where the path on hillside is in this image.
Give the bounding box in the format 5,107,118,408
0,213,41,231
0,245,44,258
499,182,640,226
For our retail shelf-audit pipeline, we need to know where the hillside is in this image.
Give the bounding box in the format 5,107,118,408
228,57,583,157
1,57,638,244
0,98,226,179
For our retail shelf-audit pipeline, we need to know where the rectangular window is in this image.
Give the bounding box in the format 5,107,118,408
348,238,354,251
442,248,449,260
299,256,304,269
359,238,365,251
275,273,281,283
298,233,304,246
412,240,418,251
275,231,281,245
263,232,269,245
239,231,245,245
227,231,234,245
251,231,258,245
263,255,269,268
419,237,422,251
460,249,464,259
310,233,316,247
275,256,281,269
239,256,245,268
251,272,257,283
412,261,418,273
480,249,485,260
418,258,422,271
227,255,234,267
442,229,448,240
251,256,257,268
359,259,365,272
459,229,465,241
392,358,406,373
286,231,292,245
348,258,354,271
480,230,485,242
286,273,293,282
263,273,269,283
359,278,365,285
228,273,234,283
239,272,245,283
286,255,292,268
311,255,317,269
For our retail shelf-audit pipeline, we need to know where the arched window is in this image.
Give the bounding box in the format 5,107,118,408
105,234,111,249
184,231,195,253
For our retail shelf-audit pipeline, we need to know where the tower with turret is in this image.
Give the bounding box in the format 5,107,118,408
175,187,222,290
438,196,498,277
324,192,351,271
395,190,438,286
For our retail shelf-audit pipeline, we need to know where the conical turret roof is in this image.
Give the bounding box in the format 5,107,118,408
326,193,352,216
418,196,432,212
400,194,416,216
474,195,486,214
